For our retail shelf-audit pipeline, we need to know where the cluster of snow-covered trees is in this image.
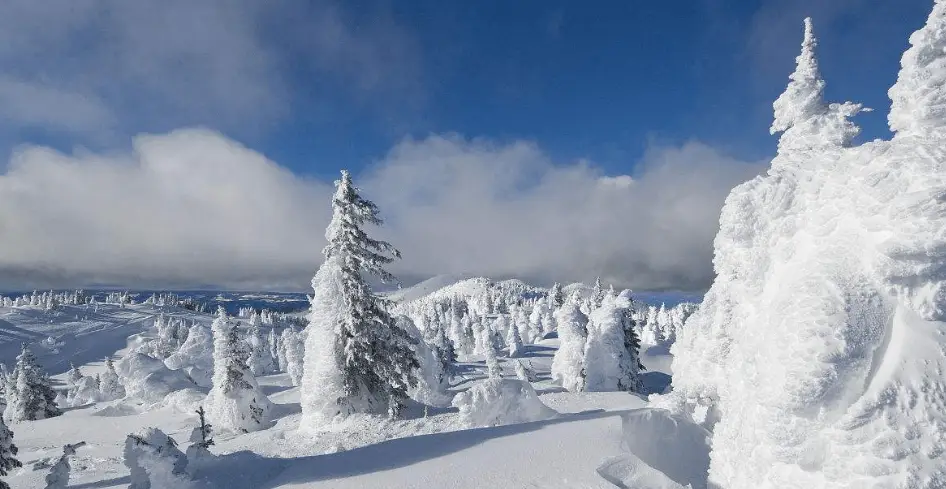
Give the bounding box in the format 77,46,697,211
549,289,646,393
633,302,698,347
1,345,61,422
63,358,125,407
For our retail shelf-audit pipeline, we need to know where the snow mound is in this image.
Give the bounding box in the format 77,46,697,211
451,378,558,428
116,353,196,404
653,10,946,489
616,409,710,489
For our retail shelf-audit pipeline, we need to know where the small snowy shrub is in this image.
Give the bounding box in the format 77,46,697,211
124,428,192,489
452,378,558,428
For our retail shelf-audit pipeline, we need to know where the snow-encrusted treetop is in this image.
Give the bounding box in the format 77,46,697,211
771,18,865,152
323,169,400,284
889,0,946,136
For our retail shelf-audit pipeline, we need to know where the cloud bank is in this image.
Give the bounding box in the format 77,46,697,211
0,130,763,292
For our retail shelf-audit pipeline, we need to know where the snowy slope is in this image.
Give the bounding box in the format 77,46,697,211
4,327,687,488
0,302,195,374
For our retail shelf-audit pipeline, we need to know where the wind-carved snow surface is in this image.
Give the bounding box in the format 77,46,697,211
653,12,946,489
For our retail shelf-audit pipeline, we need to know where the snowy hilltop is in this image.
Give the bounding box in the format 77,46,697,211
654,7,946,489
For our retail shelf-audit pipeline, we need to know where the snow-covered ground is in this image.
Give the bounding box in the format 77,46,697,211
0,297,697,488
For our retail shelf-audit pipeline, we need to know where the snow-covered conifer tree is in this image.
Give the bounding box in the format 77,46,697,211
548,282,564,309
551,299,589,392
284,328,305,386
591,277,604,308
267,327,279,373
5,345,60,422
771,17,864,153
245,312,272,376
44,442,84,489
484,330,503,379
66,364,83,388
528,300,546,344
276,328,291,374
888,0,946,136
205,307,272,433
506,319,524,358
301,170,419,425
423,320,456,384
0,417,19,489
186,406,214,470
514,360,538,383
99,357,126,401
583,297,644,393
66,363,84,402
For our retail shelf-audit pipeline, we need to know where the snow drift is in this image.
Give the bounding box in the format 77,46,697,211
653,11,946,489
116,353,197,404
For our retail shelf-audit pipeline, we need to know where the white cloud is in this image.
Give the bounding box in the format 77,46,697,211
0,130,763,291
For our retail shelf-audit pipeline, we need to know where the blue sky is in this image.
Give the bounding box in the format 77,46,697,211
254,0,935,177
0,0,934,177
0,0,938,291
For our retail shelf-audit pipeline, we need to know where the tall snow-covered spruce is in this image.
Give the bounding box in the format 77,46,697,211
301,170,419,427
205,307,273,433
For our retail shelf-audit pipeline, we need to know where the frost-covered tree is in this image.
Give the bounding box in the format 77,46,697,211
301,170,419,424
5,345,60,422
186,406,214,470
245,312,273,376
771,18,864,153
124,428,191,489
548,282,564,309
66,364,83,388
205,308,272,433
163,323,214,388
591,277,604,307
551,299,589,392
505,319,524,358
527,300,547,344
510,305,530,345
276,328,290,373
65,363,84,403
0,417,20,489
583,296,644,393
150,315,178,359
514,360,538,383
485,329,503,379
889,1,946,136
267,327,279,373
44,442,84,489
283,328,305,386
423,320,456,384
99,357,126,401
